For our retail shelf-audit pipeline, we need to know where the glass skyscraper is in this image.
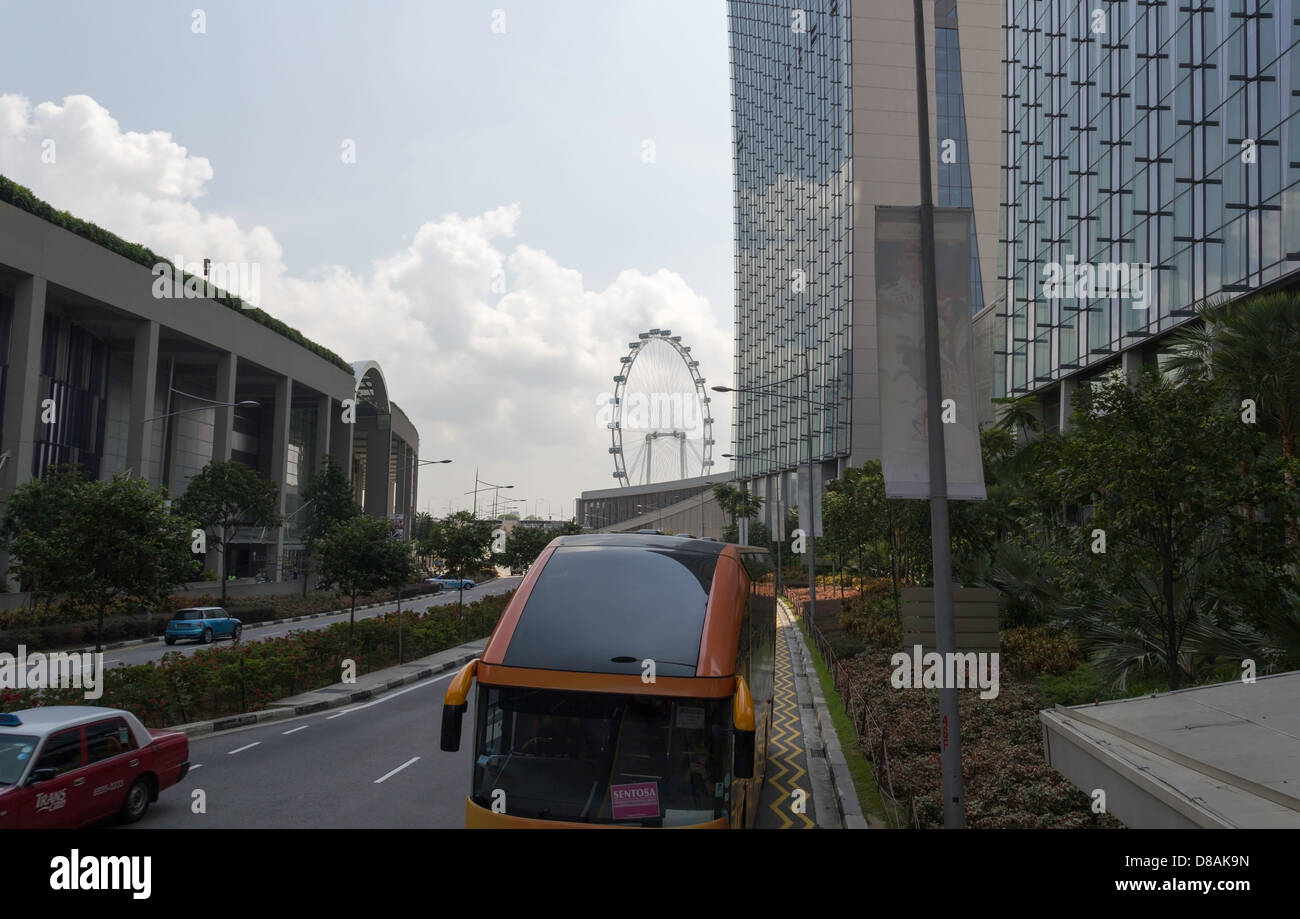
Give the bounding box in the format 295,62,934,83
998,1,1300,427
727,0,1002,522
729,0,853,483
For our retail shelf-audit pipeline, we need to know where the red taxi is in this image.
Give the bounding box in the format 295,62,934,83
0,706,190,828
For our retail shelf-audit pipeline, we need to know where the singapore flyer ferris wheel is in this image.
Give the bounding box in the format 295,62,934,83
607,329,715,486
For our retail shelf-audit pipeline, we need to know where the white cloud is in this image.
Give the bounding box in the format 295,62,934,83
0,94,732,515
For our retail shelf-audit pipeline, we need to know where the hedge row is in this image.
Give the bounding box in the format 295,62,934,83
0,591,513,727
0,173,352,373
0,584,448,653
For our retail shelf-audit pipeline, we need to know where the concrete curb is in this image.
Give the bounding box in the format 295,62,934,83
168,643,485,738
56,583,497,656
779,598,869,829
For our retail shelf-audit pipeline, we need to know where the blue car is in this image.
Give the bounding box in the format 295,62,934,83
164,607,242,645
433,576,475,590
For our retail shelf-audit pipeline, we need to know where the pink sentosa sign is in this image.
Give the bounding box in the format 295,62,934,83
611,782,660,820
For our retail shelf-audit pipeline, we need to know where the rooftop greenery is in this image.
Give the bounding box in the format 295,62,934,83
0,174,354,374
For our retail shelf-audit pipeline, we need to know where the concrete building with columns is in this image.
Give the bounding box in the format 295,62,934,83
0,187,420,587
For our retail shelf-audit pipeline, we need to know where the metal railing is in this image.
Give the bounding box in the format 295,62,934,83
782,587,920,829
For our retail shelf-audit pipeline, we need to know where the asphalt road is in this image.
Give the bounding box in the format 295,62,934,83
125,666,476,828
102,578,520,669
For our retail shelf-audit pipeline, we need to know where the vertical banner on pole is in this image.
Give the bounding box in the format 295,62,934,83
774,472,787,541
795,464,824,537
874,205,986,500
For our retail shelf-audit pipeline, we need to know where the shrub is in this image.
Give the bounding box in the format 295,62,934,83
0,590,516,726
1036,661,1112,707
828,635,867,659
840,649,1120,829
0,583,449,652
840,591,903,649
1000,626,1079,677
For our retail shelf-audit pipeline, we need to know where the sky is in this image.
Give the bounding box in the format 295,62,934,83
0,0,736,519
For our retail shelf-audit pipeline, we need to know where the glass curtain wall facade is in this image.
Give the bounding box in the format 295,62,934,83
729,0,853,481
936,0,987,315
998,0,1300,400
35,314,108,479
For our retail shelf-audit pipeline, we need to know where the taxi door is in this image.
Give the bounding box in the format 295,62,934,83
17,727,91,828
83,716,142,822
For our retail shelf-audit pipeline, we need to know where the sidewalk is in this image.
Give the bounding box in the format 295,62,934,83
779,598,869,829
168,638,489,736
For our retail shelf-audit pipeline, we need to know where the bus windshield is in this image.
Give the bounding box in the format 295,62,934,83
472,686,732,826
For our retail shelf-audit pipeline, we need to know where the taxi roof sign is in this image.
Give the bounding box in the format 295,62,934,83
0,713,21,726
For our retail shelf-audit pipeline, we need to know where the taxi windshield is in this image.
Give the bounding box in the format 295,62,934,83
0,734,40,785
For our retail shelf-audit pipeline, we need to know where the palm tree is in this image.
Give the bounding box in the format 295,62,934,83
713,483,764,540
1166,290,1300,543
992,394,1043,440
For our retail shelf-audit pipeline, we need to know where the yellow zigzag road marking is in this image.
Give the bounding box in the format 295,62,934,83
765,615,815,829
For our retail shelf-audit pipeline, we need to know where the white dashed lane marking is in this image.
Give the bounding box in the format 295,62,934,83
227,742,261,755
374,756,420,784
282,725,309,735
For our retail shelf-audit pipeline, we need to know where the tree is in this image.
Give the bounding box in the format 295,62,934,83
1166,291,1300,543
424,511,494,614
315,514,418,638
502,524,553,573
410,511,435,544
300,456,361,596
173,460,282,604
1053,367,1268,689
722,519,772,550
3,468,196,651
0,464,87,604
713,483,764,533
992,393,1043,440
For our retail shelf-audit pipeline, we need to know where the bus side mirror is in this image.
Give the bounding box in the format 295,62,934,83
733,674,755,780
440,659,479,753
441,704,467,752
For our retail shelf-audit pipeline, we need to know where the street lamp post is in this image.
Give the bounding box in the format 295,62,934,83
145,390,260,489
714,376,834,626
725,449,780,600
145,393,260,584
912,0,964,828
406,459,453,659
465,468,513,519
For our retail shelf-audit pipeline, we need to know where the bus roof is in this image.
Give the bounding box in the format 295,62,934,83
479,534,770,696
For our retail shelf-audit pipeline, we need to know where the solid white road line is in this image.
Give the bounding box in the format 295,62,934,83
227,741,262,755
374,756,420,784
282,725,309,735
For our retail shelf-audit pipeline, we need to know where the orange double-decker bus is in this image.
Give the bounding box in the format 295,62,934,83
440,533,775,828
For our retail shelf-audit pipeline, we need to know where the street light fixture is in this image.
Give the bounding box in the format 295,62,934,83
143,397,259,423
145,390,260,490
